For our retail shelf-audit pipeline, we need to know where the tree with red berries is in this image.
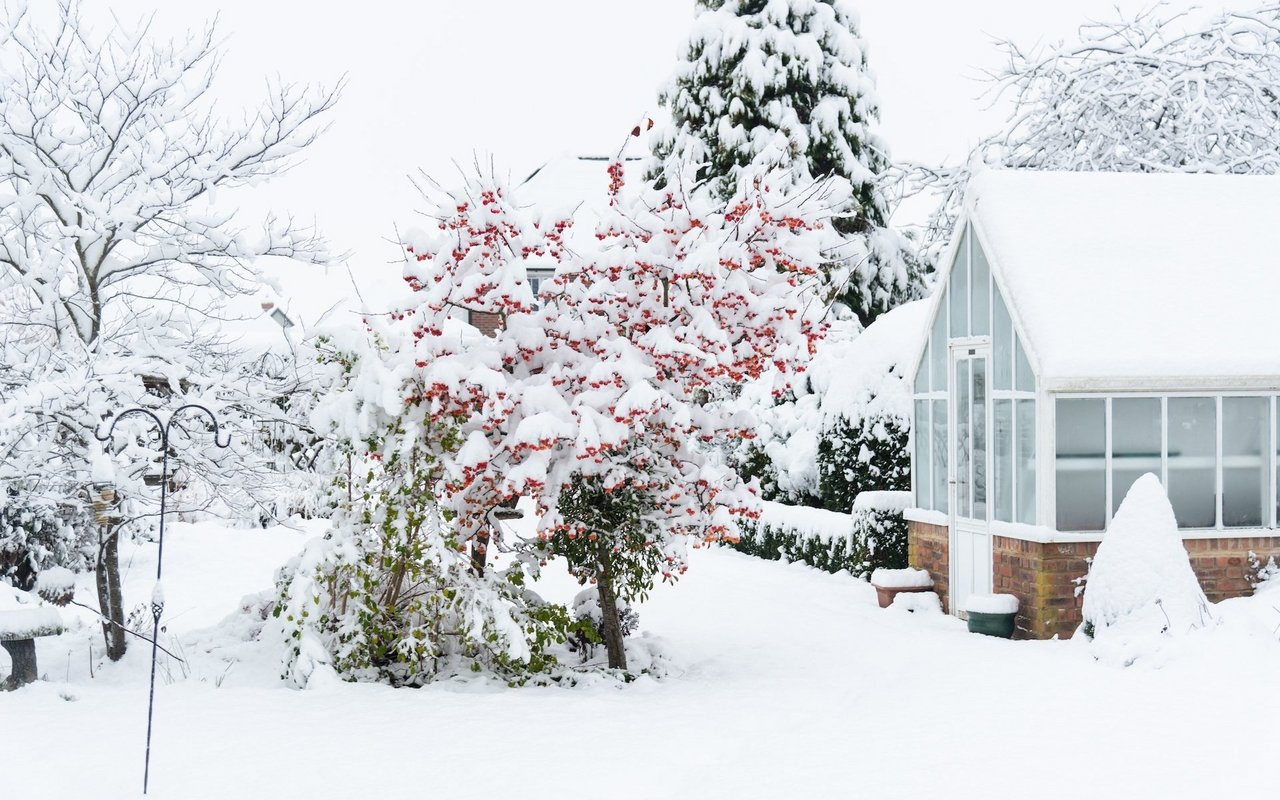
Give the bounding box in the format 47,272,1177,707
394,149,847,672
279,146,849,681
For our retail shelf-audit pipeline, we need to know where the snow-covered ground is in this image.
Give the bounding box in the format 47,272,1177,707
4,523,1280,799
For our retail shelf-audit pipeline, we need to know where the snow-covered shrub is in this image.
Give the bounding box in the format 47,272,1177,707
818,415,910,512
0,493,92,590
1249,550,1280,593
273,338,571,687
1081,474,1213,663
848,491,910,576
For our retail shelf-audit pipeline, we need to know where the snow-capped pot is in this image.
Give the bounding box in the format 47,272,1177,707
964,593,1019,615
870,567,934,608
964,593,1019,639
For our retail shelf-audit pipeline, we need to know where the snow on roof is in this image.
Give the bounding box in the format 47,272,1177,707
517,154,643,221
812,299,930,422
968,170,1280,387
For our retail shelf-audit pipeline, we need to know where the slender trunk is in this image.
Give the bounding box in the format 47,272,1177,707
470,525,490,577
595,546,627,671
96,525,126,661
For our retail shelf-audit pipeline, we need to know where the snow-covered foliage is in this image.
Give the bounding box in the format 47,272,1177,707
733,493,907,577
652,0,920,325
1081,474,1213,665
735,299,926,509
911,3,1280,265
848,490,910,574
276,146,849,677
0,4,338,592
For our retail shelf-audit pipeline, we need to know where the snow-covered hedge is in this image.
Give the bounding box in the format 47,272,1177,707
732,493,910,578
734,301,925,512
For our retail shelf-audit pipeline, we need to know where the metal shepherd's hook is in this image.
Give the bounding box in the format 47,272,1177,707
95,404,231,796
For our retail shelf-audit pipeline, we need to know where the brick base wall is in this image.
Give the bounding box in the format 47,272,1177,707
906,520,949,612
993,537,1095,639
908,519,1280,640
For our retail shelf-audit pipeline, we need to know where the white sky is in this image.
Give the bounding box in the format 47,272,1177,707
91,0,1254,289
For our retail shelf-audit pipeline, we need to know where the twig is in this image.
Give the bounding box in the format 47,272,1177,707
68,600,187,662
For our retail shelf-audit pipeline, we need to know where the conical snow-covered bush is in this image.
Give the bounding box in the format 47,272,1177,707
1081,473,1212,663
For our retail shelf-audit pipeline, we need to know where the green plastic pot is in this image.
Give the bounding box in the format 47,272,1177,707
967,611,1016,639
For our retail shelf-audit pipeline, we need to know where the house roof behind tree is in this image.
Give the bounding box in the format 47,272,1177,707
965,170,1280,387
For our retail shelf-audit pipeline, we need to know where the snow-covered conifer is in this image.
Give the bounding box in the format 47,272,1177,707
652,0,917,325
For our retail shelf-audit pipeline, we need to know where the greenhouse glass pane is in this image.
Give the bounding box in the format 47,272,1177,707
1111,398,1162,515
914,342,930,394
973,358,987,520
932,399,948,514
993,286,1012,391
949,229,969,338
914,400,931,510
931,292,947,392
1167,397,1217,528
994,399,1013,522
955,359,971,519
1017,400,1037,525
1015,335,1034,392
1056,398,1105,531
970,232,990,336
1223,397,1268,528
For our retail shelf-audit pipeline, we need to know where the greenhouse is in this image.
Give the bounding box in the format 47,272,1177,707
904,169,1280,638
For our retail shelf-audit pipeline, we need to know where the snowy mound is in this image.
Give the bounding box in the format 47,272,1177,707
1081,474,1212,662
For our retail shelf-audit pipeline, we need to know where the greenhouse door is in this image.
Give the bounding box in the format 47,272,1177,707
950,346,992,615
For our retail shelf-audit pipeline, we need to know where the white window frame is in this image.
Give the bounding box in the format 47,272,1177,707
1048,389,1279,535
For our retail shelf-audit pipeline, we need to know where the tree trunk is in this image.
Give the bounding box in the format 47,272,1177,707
595,547,628,671
95,524,127,662
470,526,490,577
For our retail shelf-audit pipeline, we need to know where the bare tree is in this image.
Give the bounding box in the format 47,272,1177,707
902,3,1280,267
0,1,341,658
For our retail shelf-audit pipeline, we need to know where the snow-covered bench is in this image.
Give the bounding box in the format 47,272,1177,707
1,581,67,690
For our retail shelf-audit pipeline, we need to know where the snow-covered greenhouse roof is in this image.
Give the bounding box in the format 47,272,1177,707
966,169,1280,389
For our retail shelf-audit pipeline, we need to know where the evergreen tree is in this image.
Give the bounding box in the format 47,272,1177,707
652,0,919,325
